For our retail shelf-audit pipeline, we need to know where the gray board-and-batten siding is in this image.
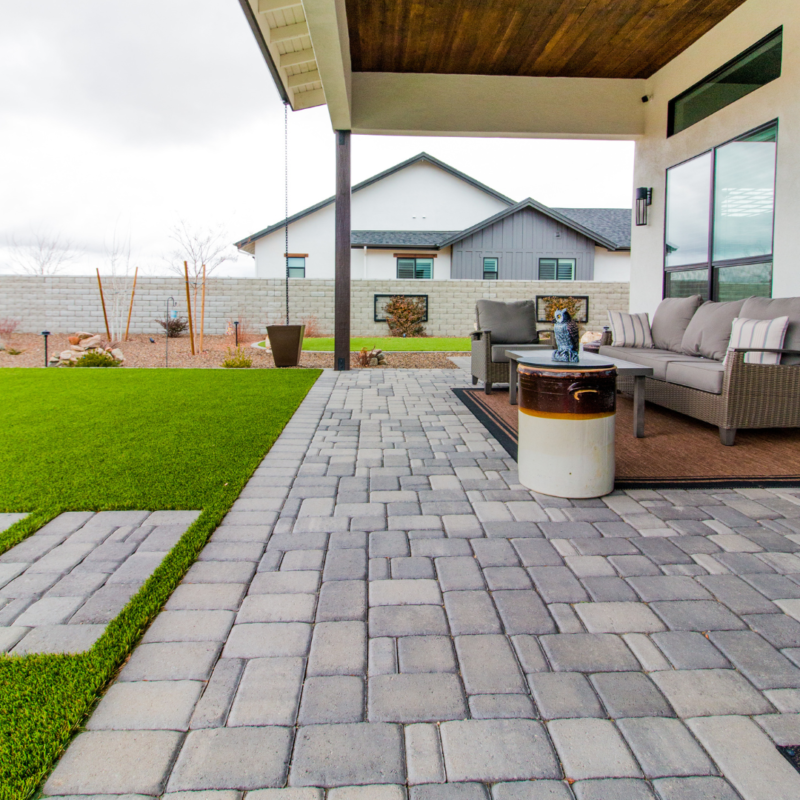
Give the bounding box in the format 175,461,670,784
451,206,596,281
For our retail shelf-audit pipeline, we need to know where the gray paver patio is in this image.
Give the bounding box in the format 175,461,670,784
0,510,200,654
39,369,800,798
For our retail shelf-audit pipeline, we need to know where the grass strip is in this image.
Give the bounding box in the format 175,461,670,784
257,336,471,352
0,368,321,799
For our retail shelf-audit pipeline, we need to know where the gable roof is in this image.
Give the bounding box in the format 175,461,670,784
553,208,632,250
235,153,514,252
438,197,621,251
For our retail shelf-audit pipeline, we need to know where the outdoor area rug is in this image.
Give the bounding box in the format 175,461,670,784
453,387,800,489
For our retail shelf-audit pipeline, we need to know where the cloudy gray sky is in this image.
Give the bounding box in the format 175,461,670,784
0,0,635,277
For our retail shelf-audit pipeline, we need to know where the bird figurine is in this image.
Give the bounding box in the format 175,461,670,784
552,308,580,363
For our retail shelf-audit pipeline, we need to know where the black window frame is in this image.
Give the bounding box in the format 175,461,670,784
662,119,778,303
538,257,576,281
286,256,306,279
483,257,499,280
668,27,782,137
396,257,433,280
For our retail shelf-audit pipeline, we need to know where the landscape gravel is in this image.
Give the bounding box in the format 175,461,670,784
0,334,461,370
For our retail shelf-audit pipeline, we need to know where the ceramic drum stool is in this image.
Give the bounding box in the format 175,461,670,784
517,358,617,498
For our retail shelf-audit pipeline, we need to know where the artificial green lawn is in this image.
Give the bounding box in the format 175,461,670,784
258,336,471,352
0,368,321,800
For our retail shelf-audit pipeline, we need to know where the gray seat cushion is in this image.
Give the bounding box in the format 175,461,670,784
680,299,745,361
476,299,538,345
651,295,703,352
598,346,699,381
491,344,553,363
665,360,726,394
741,296,800,364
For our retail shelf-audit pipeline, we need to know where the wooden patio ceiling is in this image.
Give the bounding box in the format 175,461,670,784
344,0,748,80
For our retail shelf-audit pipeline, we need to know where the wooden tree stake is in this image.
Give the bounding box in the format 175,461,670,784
124,266,139,342
184,261,195,355
96,269,112,341
199,264,206,353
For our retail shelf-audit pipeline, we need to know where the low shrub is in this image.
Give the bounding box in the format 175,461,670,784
222,346,252,368
358,346,380,367
0,317,20,351
302,316,323,338
5,348,24,356
70,351,121,368
384,295,427,337
155,316,189,337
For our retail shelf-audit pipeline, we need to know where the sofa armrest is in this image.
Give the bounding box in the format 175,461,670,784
471,329,491,341
729,348,800,356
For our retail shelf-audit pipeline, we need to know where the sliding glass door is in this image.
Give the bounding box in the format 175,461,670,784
664,122,777,301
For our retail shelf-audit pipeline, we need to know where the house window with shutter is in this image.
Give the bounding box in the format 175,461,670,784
397,257,433,279
483,257,498,280
286,256,306,278
539,258,575,281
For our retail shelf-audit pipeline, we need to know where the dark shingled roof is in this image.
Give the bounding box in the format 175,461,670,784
553,208,632,249
350,230,458,248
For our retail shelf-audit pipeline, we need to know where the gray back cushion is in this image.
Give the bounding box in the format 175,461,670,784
741,296,800,364
680,299,745,361
651,295,702,352
476,299,538,345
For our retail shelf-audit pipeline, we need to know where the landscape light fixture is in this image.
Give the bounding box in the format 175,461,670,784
41,331,50,367
234,320,239,347
635,187,653,226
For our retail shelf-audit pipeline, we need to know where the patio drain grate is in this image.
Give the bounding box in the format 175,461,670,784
777,745,800,774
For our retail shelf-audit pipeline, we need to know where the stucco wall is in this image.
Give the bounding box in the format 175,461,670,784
594,249,632,283
253,160,509,279
630,0,799,316
0,275,628,338
353,248,452,281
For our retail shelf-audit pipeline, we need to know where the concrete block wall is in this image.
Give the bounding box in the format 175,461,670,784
0,276,629,338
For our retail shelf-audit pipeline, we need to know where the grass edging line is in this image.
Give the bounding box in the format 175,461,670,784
0,368,323,800
0,511,61,559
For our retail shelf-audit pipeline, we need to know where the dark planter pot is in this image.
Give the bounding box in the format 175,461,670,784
267,324,305,367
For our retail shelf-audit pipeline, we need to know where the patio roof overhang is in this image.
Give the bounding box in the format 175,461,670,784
240,0,748,138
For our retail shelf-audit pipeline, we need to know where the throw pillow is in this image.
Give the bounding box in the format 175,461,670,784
651,295,703,352
680,299,745,361
741,297,800,364
607,311,653,348
726,316,789,365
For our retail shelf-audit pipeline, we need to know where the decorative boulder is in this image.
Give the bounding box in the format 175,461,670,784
79,335,102,350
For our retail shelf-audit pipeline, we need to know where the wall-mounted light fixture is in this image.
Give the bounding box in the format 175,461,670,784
635,187,653,226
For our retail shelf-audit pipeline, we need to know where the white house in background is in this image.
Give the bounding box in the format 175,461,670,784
235,153,631,283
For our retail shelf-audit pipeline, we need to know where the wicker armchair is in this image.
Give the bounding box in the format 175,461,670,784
617,348,800,445
470,299,553,394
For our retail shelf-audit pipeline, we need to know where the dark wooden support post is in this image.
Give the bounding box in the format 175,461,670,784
334,129,351,371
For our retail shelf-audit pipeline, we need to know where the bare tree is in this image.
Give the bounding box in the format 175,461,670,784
102,229,137,342
7,229,80,276
165,219,235,333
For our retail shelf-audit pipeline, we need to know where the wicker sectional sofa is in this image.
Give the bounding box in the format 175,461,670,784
600,295,800,445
